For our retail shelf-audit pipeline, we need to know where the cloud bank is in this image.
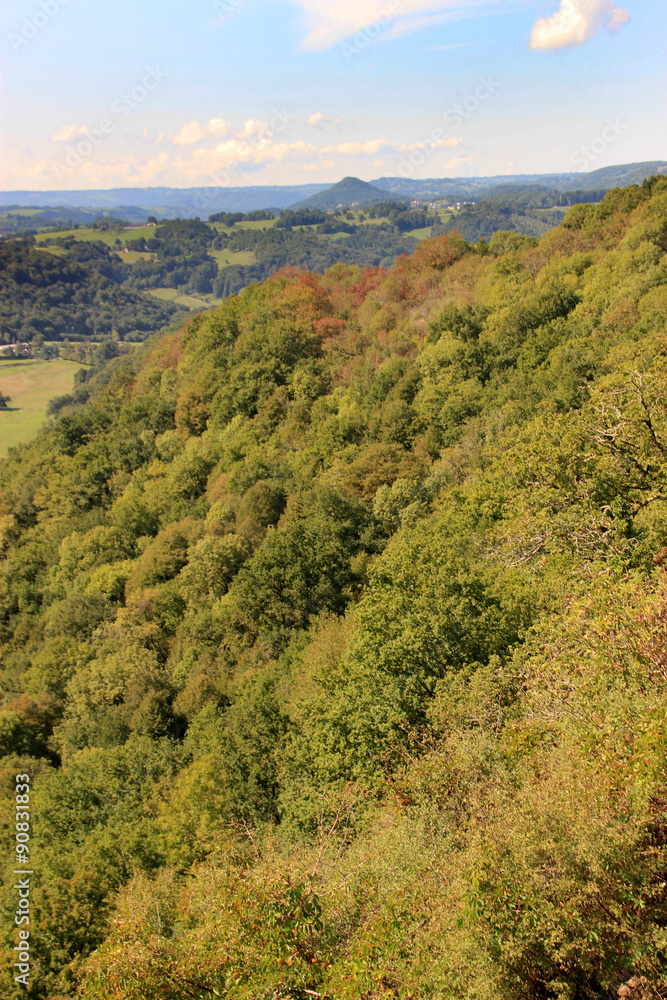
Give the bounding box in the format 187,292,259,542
34,111,466,190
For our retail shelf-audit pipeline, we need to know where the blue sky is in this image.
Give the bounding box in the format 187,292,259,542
0,0,665,190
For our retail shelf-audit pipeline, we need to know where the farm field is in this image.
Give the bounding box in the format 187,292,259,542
34,224,157,247
0,358,83,456
35,245,69,257
146,287,222,310
231,219,275,231
113,250,158,263
404,225,433,240
209,249,256,267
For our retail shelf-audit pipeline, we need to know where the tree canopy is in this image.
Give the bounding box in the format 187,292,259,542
1,176,667,999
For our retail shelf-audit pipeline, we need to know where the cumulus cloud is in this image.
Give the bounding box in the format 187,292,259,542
307,111,342,126
18,106,465,190
209,136,318,167
529,0,630,50
51,125,90,142
171,117,231,146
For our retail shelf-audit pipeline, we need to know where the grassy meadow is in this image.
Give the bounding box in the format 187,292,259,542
0,358,83,456
34,225,158,247
146,287,222,310
208,248,256,267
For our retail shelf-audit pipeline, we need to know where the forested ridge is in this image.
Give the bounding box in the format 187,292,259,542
1,177,667,999
0,240,187,343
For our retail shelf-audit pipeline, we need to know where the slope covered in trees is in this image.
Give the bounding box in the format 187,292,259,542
0,240,186,343
0,177,666,999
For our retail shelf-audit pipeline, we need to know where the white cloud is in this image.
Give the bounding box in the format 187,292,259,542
238,119,271,140
51,125,90,142
443,155,474,170
291,0,629,51
529,0,629,50
307,111,342,126
15,106,464,190
291,0,491,50
210,136,318,166
208,118,232,137
171,117,232,146
171,120,205,146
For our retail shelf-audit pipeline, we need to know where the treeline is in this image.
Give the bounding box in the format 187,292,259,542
437,184,609,242
213,224,418,296
208,209,275,225
0,176,666,998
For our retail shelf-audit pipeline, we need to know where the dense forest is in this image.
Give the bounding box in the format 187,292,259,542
1,177,666,999
0,241,186,343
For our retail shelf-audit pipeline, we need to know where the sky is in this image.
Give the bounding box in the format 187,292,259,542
0,0,665,190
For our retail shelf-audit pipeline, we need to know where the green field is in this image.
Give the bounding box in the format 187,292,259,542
209,249,256,267
35,245,69,257
0,359,84,456
113,250,157,264
4,208,43,217
231,219,274,231
404,225,433,240
35,224,157,247
146,287,222,310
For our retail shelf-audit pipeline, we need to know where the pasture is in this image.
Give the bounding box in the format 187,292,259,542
0,358,84,456
146,288,222,311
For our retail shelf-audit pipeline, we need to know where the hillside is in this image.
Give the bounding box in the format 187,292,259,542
372,159,667,200
0,240,186,343
290,176,388,210
0,177,667,999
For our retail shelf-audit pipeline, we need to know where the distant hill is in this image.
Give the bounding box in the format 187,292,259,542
372,161,667,202
289,176,388,210
0,184,330,218
1,162,665,222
